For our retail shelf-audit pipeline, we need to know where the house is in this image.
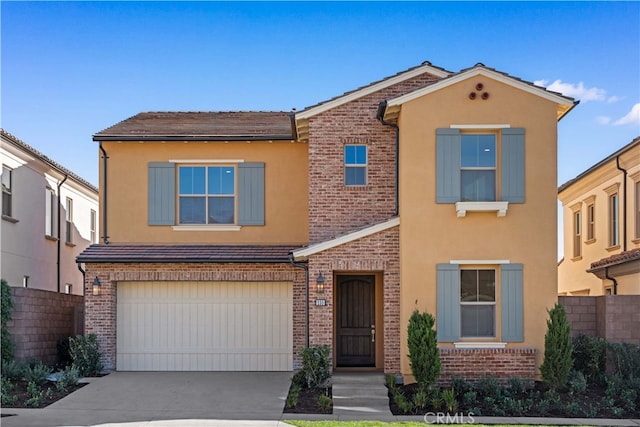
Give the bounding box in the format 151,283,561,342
79,62,576,382
558,137,640,296
1,129,99,295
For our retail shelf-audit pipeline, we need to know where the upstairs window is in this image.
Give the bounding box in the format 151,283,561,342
460,134,496,201
65,197,73,243
460,269,496,338
179,166,235,225
573,210,582,258
45,188,55,237
90,209,97,243
2,166,12,217
586,200,595,242
635,181,640,240
344,145,367,186
609,192,619,247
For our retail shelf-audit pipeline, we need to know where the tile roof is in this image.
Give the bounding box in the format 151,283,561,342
588,247,640,271
0,129,98,193
559,137,640,194
77,244,301,263
93,111,295,141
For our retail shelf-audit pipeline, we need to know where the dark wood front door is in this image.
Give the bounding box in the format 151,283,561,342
336,275,375,367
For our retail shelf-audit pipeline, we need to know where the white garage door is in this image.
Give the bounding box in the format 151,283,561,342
116,281,293,371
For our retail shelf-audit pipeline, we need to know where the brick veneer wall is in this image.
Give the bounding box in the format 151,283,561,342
307,72,441,243
439,348,537,384
7,287,83,365
560,295,640,344
307,225,400,373
84,262,306,371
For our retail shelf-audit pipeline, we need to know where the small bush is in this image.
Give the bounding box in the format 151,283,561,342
476,376,502,399
299,345,330,389
441,388,458,413
23,362,52,386
568,370,587,394
608,342,640,379
392,389,413,414
1,377,17,405
540,303,573,390
1,359,24,381
572,334,606,385
412,388,428,410
384,373,397,390
1,279,15,363
69,334,103,377
462,390,477,407
407,309,440,390
317,392,332,411
56,366,80,392
507,377,528,395
285,383,301,408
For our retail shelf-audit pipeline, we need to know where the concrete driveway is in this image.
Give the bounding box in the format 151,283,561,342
1,372,293,427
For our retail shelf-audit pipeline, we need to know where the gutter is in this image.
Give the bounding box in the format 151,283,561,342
376,101,400,216
57,174,68,293
289,254,310,348
75,257,295,264
93,134,294,142
616,156,627,252
99,143,110,244
604,266,618,295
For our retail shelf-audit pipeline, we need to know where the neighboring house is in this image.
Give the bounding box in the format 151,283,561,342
79,62,576,382
1,129,99,295
558,137,640,296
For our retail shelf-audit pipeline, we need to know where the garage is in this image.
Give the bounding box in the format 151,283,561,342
116,281,293,371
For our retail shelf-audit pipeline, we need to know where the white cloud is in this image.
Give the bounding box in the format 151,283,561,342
607,95,623,104
542,80,606,102
613,103,640,126
596,116,611,125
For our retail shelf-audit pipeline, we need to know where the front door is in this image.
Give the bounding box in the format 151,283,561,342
336,275,375,367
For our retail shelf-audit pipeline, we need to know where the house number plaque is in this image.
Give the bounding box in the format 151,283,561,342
315,299,326,306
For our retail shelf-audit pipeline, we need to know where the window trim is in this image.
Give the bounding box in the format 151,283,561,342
65,197,73,244
177,164,237,226
584,195,596,244
45,187,56,238
460,133,497,202
90,209,97,243
2,166,13,218
344,144,368,186
571,203,582,260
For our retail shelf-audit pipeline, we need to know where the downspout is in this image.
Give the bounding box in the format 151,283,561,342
77,262,86,297
604,266,618,295
99,143,110,244
289,254,310,348
376,101,400,216
615,157,627,251
57,174,69,293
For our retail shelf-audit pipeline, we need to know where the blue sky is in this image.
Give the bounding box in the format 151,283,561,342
2,1,639,189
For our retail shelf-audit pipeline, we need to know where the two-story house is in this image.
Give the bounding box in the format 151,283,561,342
2,129,99,295
79,62,576,382
558,137,640,296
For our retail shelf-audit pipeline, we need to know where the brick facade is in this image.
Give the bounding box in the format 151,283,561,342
306,225,400,373
7,287,83,365
438,348,537,384
307,73,440,243
84,262,306,371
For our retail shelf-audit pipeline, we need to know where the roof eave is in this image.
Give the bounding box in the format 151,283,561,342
92,134,294,142
77,256,293,264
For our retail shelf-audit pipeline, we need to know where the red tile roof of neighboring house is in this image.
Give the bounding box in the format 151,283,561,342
77,244,301,263
588,248,640,272
93,111,295,141
1,129,98,193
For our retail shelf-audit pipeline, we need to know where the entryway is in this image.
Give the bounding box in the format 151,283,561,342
335,275,376,367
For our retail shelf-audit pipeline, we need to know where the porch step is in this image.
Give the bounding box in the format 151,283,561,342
331,372,392,418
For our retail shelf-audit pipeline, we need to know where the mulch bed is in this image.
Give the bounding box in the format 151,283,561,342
283,386,333,414
2,380,87,409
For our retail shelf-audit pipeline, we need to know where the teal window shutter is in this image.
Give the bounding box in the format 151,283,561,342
148,162,176,226
436,129,461,203
501,128,525,203
238,162,265,226
501,263,524,342
437,263,460,342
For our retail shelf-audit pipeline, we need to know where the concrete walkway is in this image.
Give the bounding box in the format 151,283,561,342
330,372,392,418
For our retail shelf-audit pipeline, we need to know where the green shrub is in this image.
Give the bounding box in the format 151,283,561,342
407,309,440,390
0,377,17,405
607,342,640,379
441,388,458,413
1,359,24,381
299,345,330,389
285,382,301,408
412,388,428,410
475,376,502,399
507,377,528,395
69,334,103,377
56,365,80,392
384,373,397,390
23,362,52,386
540,303,573,390
392,389,413,414
1,279,14,363
462,390,477,407
568,370,587,394
317,392,332,412
572,333,606,385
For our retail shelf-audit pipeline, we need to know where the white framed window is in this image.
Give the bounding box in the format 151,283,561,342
178,165,235,225
460,269,496,338
573,209,582,258
586,198,596,242
344,145,367,186
45,188,55,237
609,192,619,247
90,209,97,243
64,284,72,294
460,134,496,201
635,180,640,240
65,197,73,243
2,166,13,217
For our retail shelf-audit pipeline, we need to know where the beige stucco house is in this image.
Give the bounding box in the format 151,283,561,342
79,62,576,382
558,137,640,296
1,129,99,295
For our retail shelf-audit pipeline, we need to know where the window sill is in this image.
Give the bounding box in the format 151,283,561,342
45,235,58,242
455,201,509,218
65,242,76,247
606,244,621,252
2,215,18,223
571,255,583,262
632,238,640,244
172,225,242,232
585,238,596,245
454,342,506,349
